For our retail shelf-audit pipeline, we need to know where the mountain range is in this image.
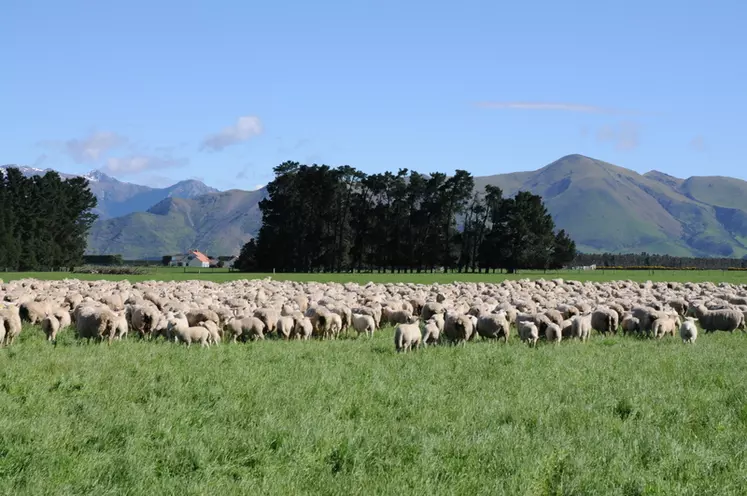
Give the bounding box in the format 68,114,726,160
3,155,747,259
0,166,218,219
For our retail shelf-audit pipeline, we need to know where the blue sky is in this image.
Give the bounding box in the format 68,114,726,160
3,0,746,189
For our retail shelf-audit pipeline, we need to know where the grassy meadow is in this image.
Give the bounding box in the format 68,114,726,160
2,267,747,284
2,269,747,494
2,321,747,494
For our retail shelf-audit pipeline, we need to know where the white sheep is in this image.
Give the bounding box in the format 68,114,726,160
276,316,295,340
421,318,441,346
679,317,698,344
571,314,592,342
394,322,421,352
41,314,60,342
199,320,221,344
518,321,539,347
351,313,376,338
167,318,210,347
292,316,313,340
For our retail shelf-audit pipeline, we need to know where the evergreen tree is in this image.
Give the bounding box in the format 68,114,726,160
0,167,97,271
241,162,578,274
235,239,258,272
551,230,576,269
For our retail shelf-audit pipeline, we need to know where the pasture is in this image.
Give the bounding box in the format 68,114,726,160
2,323,747,494
2,271,747,495
3,267,747,284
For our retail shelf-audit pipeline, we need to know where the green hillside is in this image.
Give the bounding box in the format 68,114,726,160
478,155,747,258
86,155,747,259
87,189,265,258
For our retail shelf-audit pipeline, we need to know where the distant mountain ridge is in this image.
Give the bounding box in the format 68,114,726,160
477,155,747,258
5,157,747,259
87,189,267,259
0,165,219,219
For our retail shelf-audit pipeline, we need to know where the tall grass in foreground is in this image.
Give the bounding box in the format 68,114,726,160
2,325,747,495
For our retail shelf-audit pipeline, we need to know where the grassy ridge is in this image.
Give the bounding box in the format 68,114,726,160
2,325,747,494
2,268,747,284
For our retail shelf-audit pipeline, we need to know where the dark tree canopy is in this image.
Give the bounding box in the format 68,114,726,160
572,252,747,270
236,162,577,273
0,168,98,271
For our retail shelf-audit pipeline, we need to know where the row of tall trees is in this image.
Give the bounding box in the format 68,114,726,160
572,252,747,269
236,162,576,273
0,167,98,271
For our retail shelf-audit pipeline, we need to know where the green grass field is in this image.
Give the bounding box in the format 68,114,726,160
2,322,747,494
2,270,747,494
2,267,747,284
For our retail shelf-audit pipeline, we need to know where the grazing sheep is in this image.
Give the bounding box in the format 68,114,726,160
114,312,129,340
544,309,564,326
293,295,309,313
476,314,510,343
429,313,445,333
292,316,313,340
351,313,376,338
187,309,221,328
686,304,744,333
632,307,665,337
591,307,619,335
421,318,441,346
420,302,445,321
545,322,562,343
129,305,161,338
410,298,425,317
443,314,474,345
667,299,689,316
0,316,5,346
8,276,747,352
41,314,60,342
0,306,22,346
19,301,49,325
382,307,414,326
394,322,421,352
560,319,574,339
52,308,72,329
495,304,518,325
167,319,210,347
64,293,83,310
679,317,698,344
199,320,222,344
571,314,592,342
323,313,343,339
252,308,279,335
74,304,119,344
651,316,678,339
276,316,295,340
225,316,266,342
100,293,124,311
621,315,640,336
518,321,539,347
328,305,352,333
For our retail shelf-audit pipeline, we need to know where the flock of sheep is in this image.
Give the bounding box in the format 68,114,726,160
0,277,745,351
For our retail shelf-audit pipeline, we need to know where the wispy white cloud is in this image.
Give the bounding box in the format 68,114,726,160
102,155,188,175
253,184,266,191
476,101,634,114
596,121,640,151
201,116,263,151
65,131,127,163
